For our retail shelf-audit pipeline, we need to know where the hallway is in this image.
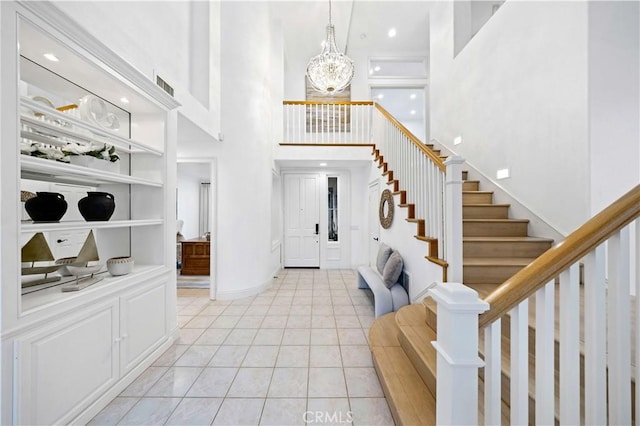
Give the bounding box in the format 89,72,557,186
89,269,394,425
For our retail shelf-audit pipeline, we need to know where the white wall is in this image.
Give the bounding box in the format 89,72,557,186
54,1,221,139
177,162,209,240
588,1,640,214
430,1,590,235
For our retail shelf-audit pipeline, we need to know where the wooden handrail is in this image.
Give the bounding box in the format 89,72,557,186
478,184,640,329
283,100,374,106
373,103,446,172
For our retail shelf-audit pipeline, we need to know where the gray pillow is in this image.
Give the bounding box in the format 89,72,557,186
376,243,393,274
382,250,403,288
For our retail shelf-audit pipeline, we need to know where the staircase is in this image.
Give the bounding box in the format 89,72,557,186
369,159,557,425
462,178,553,294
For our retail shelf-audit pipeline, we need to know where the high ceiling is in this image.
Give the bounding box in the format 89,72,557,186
271,1,430,66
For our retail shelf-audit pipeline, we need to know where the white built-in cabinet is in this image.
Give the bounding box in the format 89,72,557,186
1,2,180,424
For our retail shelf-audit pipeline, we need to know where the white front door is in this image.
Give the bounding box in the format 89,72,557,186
284,174,320,267
368,182,380,267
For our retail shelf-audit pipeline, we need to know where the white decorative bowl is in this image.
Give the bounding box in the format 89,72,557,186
107,256,134,276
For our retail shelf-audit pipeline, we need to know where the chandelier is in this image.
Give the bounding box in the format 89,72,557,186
306,0,355,94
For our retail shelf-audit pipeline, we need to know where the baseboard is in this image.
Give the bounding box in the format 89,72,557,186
216,275,275,300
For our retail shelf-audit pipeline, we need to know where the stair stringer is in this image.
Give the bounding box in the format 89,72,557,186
369,151,446,302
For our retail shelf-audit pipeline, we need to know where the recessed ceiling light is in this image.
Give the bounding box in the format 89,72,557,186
320,162,328,167
410,93,417,100
374,66,381,72
410,110,416,115
120,97,130,104
43,53,59,62
388,28,397,38
377,94,384,99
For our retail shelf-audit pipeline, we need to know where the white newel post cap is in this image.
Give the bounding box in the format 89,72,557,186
444,155,465,166
428,282,489,365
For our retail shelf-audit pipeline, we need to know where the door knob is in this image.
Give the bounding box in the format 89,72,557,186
373,237,379,241
56,239,68,243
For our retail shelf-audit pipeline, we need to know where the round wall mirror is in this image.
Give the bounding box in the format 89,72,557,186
379,189,394,229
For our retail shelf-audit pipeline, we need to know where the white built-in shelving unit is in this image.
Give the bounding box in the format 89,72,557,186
1,2,181,424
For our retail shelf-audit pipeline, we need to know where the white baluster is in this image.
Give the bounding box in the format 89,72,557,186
559,263,580,424
510,300,528,426
584,244,607,425
484,319,502,426
535,281,555,425
608,227,631,425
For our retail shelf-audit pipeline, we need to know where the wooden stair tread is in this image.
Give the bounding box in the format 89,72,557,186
370,313,436,425
464,236,553,242
464,218,529,223
464,257,537,266
415,235,437,242
463,191,493,194
463,203,510,207
369,312,401,347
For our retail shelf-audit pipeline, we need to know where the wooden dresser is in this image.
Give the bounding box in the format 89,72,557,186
180,238,210,275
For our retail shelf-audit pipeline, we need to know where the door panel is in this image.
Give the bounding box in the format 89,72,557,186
15,302,119,425
284,174,320,267
369,182,380,267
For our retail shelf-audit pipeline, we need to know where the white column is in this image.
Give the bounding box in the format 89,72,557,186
444,156,464,282
429,282,489,426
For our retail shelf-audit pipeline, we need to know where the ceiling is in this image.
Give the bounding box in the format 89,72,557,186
271,1,430,65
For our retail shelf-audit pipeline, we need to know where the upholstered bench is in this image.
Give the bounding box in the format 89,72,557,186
357,244,409,317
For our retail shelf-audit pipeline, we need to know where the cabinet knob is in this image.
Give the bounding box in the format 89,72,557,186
122,334,128,339
114,337,121,343
56,239,68,243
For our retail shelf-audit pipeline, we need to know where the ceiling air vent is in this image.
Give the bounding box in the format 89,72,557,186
156,75,174,97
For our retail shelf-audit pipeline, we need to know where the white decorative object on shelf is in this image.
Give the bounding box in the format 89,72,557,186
107,256,134,276
78,95,120,131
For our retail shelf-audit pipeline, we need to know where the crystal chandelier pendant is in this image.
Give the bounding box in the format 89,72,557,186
306,23,355,94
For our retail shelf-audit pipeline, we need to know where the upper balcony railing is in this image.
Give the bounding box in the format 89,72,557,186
282,101,374,145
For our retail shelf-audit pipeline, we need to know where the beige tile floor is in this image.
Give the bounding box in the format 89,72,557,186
89,269,394,425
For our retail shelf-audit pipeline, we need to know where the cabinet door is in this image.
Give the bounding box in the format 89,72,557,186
120,279,167,374
14,302,119,425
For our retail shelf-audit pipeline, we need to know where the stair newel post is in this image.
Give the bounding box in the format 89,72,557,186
444,156,465,282
428,282,488,426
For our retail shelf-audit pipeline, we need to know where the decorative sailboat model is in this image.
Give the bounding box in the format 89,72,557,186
61,230,104,292
21,233,62,287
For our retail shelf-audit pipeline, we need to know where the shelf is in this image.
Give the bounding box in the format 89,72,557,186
20,264,166,313
21,155,162,187
21,219,163,233
21,97,162,156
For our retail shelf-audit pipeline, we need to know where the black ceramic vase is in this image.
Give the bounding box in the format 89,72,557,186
24,192,68,222
78,192,115,221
